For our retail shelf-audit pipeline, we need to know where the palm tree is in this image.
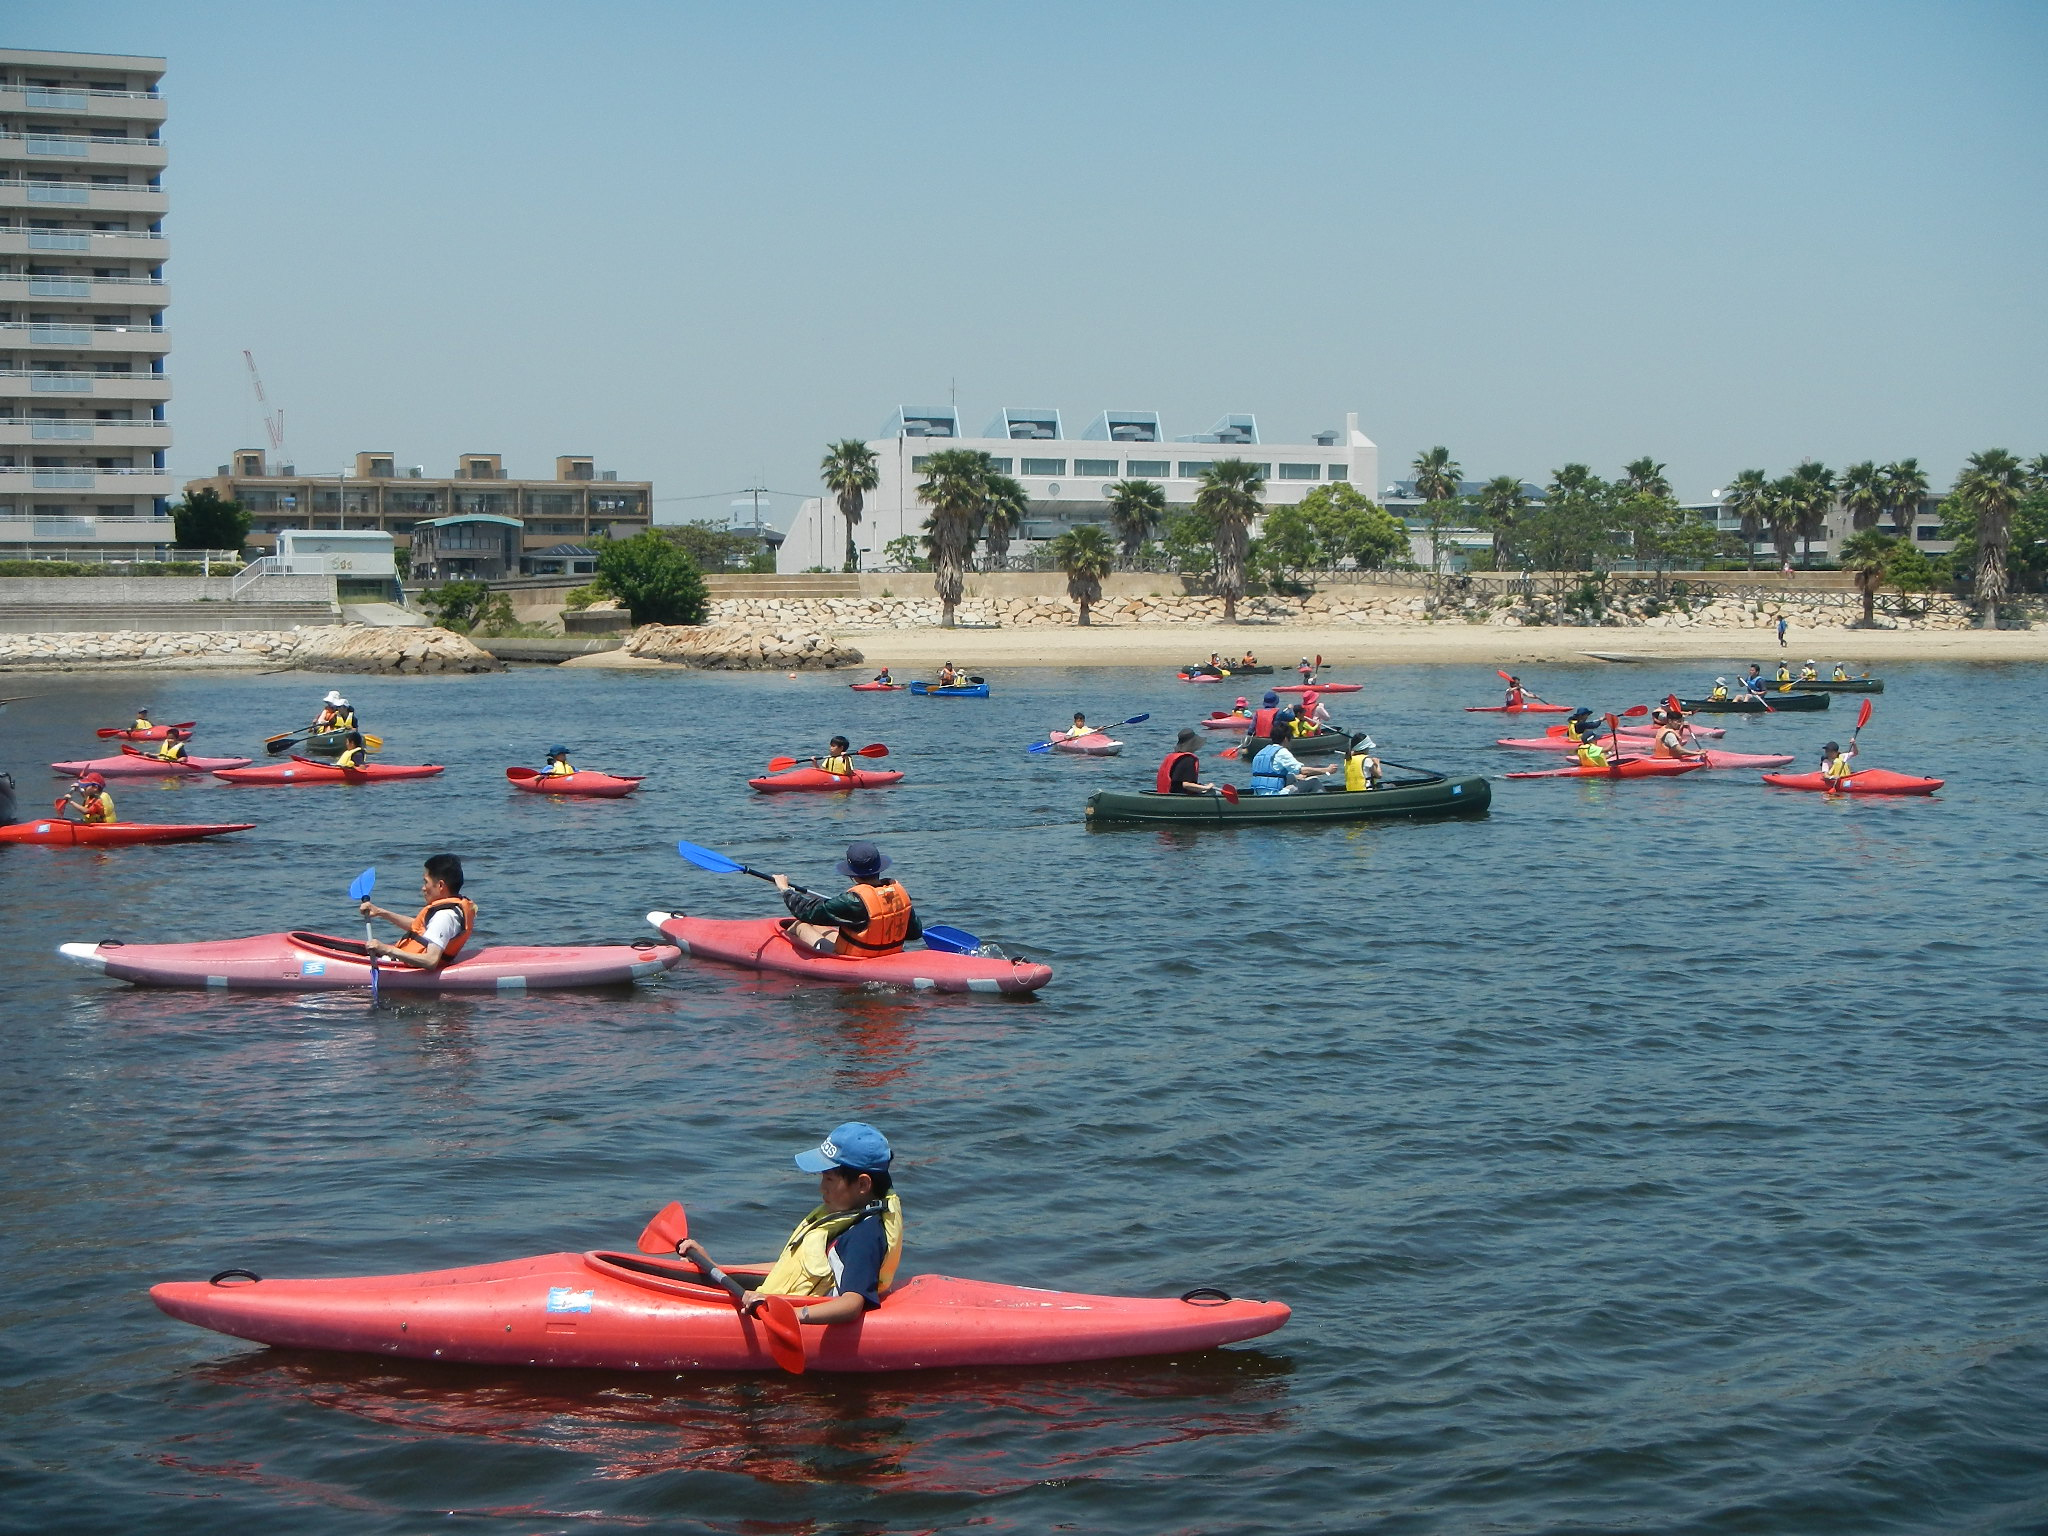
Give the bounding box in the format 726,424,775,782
1766,476,1802,568
1837,528,1896,627
1881,458,1930,541
1789,461,1836,567
915,448,989,628
820,440,880,574
1411,446,1462,573
1105,480,1167,566
2027,454,2048,492
1050,523,1114,625
1953,448,2028,627
1839,461,1884,532
1720,470,1770,570
1621,457,1672,500
978,472,1028,571
1194,460,1265,622
1472,476,1528,566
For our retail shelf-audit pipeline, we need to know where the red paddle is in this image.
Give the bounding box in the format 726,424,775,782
1496,668,1547,704
635,1201,805,1374
765,743,888,772
1220,784,1240,804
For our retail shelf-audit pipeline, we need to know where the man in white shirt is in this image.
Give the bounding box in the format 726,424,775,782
357,853,474,968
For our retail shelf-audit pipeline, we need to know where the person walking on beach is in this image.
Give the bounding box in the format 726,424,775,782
1777,615,1789,648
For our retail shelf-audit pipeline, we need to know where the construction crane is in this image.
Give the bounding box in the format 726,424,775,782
242,349,285,459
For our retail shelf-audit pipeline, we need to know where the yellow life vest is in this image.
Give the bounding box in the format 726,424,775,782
820,754,853,775
1832,666,1849,681
335,746,366,769
757,1193,904,1299
1822,755,1852,782
545,759,574,776
1576,742,1608,768
1709,685,1729,700
81,789,116,824
1344,754,1378,791
132,717,151,731
1775,667,1791,684
1290,715,1317,738
1799,666,1817,681
156,740,186,762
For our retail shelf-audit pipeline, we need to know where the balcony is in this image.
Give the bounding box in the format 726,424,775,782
0,369,172,402
0,515,178,551
0,417,171,450
0,84,167,124
0,228,169,260
1,320,171,355
0,272,168,303
0,179,168,216
0,132,168,171
0,466,174,497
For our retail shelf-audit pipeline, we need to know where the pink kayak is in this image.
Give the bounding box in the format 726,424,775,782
1761,769,1944,795
748,766,905,792
149,1242,1287,1373
1497,734,1658,752
52,751,251,777
1465,702,1572,713
96,720,196,741
58,929,682,991
1176,673,1228,683
0,819,255,847
1543,721,1723,738
505,766,644,798
1049,732,1123,756
649,912,1051,995
848,682,907,691
1505,757,1706,780
1199,714,1252,731
213,757,444,785
1272,683,1360,694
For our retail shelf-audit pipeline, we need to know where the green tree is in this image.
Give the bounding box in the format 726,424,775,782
1253,502,1321,583
1471,476,1528,567
1194,459,1265,621
171,487,251,552
1621,457,1672,500
1161,507,1215,577
1522,464,1618,574
419,579,514,633
1884,540,1938,599
1410,446,1462,572
915,448,990,627
881,533,930,571
2026,454,2048,491
1298,482,1406,570
820,439,880,573
1105,479,1167,566
1946,449,2034,623
658,521,770,573
978,471,1028,570
1788,461,1836,567
1837,528,1896,627
1839,461,1885,533
594,529,709,625
1882,458,1930,540
1049,522,1114,625
1765,475,1802,568
1720,469,1771,570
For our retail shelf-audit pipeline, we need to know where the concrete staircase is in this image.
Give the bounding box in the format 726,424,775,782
704,574,861,600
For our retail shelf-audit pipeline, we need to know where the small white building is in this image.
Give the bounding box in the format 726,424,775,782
781,406,1380,572
275,528,399,601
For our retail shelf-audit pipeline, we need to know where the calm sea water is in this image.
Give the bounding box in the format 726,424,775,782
1,659,2043,1536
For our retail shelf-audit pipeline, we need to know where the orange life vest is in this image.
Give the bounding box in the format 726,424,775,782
1251,706,1278,739
1157,752,1199,793
833,881,912,957
395,896,477,963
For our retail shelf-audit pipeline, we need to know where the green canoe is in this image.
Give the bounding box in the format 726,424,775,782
1677,692,1829,713
1085,772,1490,826
1791,678,1884,693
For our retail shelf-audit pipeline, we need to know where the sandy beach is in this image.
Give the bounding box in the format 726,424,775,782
822,622,2048,670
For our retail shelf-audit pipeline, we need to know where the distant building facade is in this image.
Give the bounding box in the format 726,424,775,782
0,48,173,557
183,451,653,572
781,406,1379,573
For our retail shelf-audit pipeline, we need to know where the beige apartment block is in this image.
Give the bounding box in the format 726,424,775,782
0,48,172,557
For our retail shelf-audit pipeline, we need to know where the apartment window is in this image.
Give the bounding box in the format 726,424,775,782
1020,458,1065,477
1074,458,1118,477
1327,465,1350,481
985,458,1013,474
1278,463,1320,480
1177,462,1212,479
1916,526,1939,541
1245,465,1272,478
910,455,931,471
1127,460,1169,477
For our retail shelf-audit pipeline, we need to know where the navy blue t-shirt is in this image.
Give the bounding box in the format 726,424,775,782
826,1207,889,1308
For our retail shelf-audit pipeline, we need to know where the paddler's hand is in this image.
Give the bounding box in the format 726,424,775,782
771,874,791,892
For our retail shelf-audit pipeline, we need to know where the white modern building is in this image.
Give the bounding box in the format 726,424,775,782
0,49,173,558
781,406,1379,573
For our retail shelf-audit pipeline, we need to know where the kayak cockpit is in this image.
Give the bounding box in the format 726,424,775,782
582,1250,772,1298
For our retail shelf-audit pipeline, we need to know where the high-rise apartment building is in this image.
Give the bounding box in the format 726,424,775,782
0,49,172,557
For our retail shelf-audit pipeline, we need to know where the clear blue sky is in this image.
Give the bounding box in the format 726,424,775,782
22,1,2048,518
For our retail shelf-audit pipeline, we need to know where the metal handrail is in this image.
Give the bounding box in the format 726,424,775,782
0,84,162,101
0,230,167,244
0,368,164,378
0,465,166,475
1,322,167,334
0,177,163,193
230,555,283,597
1,130,162,147
0,273,165,286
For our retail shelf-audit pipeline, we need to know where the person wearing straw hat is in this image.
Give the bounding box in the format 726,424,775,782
773,841,923,957
312,690,357,734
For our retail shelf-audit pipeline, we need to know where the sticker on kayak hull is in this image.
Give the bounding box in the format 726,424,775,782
300,961,326,975
546,1287,593,1313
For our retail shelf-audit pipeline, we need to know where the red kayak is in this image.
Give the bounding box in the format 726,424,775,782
1465,702,1572,714
849,682,907,692
748,766,904,792
213,757,444,785
505,766,643,798
1048,731,1123,756
1761,769,1944,795
0,819,255,847
1271,683,1361,694
1505,757,1706,780
1199,714,1252,731
150,1240,1287,1373
52,751,251,777
97,720,196,741
1542,721,1722,738
649,912,1051,995
59,930,682,991
1176,673,1228,683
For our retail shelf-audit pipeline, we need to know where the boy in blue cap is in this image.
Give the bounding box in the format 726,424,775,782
678,1121,903,1326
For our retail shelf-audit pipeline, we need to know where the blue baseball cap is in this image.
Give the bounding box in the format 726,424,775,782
1262,691,1279,705
794,1121,892,1174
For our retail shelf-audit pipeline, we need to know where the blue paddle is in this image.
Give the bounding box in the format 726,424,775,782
1027,712,1152,753
675,841,981,951
348,867,378,1002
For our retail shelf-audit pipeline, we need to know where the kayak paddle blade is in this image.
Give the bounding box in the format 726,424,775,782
676,840,745,875
758,1294,806,1375
1026,741,1053,753
1121,713,1151,726
636,1201,690,1254
765,756,800,771
857,743,889,758
1857,698,1874,731
347,867,375,902
921,924,982,955
1220,784,1240,804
